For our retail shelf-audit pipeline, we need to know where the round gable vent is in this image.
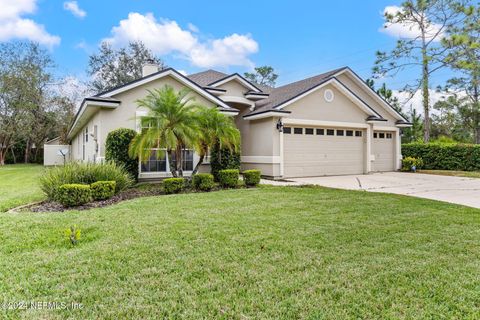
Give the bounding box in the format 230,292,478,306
324,89,334,102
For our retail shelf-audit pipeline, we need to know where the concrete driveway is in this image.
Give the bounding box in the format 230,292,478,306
281,172,480,208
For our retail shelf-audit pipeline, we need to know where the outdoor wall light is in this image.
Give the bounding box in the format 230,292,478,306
276,119,284,132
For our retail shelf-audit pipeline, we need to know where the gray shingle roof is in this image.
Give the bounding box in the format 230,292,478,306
187,69,228,87
247,67,347,116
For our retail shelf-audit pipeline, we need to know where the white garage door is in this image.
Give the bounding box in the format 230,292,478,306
372,131,395,172
283,127,365,178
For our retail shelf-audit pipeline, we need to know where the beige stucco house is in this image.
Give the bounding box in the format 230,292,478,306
45,64,411,180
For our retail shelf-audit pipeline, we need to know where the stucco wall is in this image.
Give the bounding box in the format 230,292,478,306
216,80,249,97
336,73,398,127
283,84,369,123
70,75,216,163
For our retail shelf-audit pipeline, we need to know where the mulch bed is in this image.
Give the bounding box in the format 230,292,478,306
26,186,165,213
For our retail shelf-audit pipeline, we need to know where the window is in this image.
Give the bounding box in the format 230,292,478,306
379,132,385,139
373,132,378,138
324,89,335,102
327,129,335,136
386,133,393,139
337,130,344,136
305,128,314,135
283,127,292,134
346,130,353,137
141,150,167,172
171,149,194,171
316,128,325,135
294,128,303,135
85,127,89,143
355,131,363,137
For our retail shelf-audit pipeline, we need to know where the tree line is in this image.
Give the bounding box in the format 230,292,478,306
373,0,480,144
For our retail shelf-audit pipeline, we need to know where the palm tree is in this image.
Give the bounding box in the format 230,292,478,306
192,107,240,175
128,85,202,177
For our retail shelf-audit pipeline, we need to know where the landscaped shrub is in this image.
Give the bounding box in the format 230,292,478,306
192,173,215,191
218,169,239,188
401,157,424,172
90,181,116,200
164,178,185,194
402,143,480,171
210,143,241,181
105,128,138,181
40,162,133,201
57,184,92,207
243,170,261,186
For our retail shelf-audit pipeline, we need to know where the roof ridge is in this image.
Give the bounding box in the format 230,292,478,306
273,67,347,90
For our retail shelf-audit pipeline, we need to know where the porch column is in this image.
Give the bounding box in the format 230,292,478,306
365,124,372,173
395,128,401,170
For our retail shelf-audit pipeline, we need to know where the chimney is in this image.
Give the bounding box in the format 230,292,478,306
142,59,159,77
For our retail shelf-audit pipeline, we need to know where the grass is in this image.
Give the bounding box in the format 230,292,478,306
418,169,480,179
0,164,45,212
1,185,480,319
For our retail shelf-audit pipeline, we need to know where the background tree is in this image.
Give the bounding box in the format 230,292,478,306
374,0,468,143
442,4,480,142
430,95,470,141
244,66,278,87
0,42,55,165
402,106,424,143
366,79,405,115
88,41,165,93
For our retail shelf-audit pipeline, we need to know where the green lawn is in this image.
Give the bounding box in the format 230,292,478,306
418,169,480,179
1,185,480,319
0,164,45,212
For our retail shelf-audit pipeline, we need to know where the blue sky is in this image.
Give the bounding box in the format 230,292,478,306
2,0,453,95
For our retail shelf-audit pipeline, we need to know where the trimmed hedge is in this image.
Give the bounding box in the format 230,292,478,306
164,178,185,194
243,170,261,186
90,181,116,200
218,169,239,188
192,173,215,191
57,184,92,207
402,143,480,171
105,128,138,181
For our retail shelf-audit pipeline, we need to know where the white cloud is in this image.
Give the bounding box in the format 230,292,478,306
0,0,60,47
104,12,259,68
189,34,258,68
187,23,199,33
380,6,444,41
393,89,449,115
63,1,86,19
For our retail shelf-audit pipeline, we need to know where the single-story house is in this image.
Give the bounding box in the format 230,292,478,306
44,63,411,179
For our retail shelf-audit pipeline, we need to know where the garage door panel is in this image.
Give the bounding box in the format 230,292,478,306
284,128,365,178
372,132,395,172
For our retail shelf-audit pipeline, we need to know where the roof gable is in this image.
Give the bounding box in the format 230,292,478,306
208,73,262,92
277,78,380,118
332,68,408,122
96,68,237,112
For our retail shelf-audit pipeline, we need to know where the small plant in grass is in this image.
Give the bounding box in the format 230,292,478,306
164,178,185,194
402,157,424,172
218,169,239,188
65,225,81,246
243,170,261,187
57,184,92,207
90,181,116,200
192,173,215,191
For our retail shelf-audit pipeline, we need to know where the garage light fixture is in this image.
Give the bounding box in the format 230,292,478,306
276,119,284,132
